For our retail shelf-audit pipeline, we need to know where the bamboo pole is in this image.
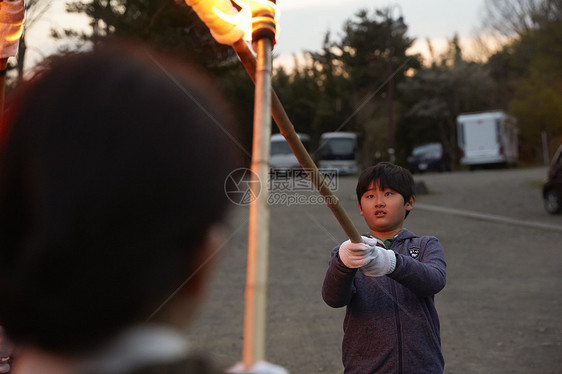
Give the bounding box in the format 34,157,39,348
232,39,362,244
242,36,274,369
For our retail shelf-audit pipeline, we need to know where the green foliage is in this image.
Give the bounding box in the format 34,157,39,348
56,0,255,163
397,36,495,165
486,2,562,161
62,0,236,67
55,0,562,166
509,20,562,145
272,8,420,165
272,64,319,139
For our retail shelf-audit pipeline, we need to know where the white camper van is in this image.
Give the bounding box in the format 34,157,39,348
457,111,518,169
318,132,359,175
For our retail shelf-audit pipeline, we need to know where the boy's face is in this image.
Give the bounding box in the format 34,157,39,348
358,181,415,239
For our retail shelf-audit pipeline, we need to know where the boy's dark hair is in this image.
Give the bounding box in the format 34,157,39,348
0,42,239,354
356,162,415,216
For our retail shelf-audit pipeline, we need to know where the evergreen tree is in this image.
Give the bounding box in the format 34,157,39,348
398,36,495,166
61,0,236,68
58,0,255,160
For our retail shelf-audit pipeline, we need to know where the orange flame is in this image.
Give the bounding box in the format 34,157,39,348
6,22,23,42
214,0,279,41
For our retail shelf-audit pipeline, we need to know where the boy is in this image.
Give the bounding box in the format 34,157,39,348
322,162,446,373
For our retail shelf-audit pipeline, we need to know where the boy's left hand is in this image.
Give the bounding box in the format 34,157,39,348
338,238,373,269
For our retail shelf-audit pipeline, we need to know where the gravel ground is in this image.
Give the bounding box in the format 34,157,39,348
187,166,562,373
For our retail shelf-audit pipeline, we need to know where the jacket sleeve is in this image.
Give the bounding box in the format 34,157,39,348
388,236,446,297
321,246,357,308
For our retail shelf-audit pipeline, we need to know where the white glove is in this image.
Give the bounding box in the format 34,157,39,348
362,236,385,248
338,236,375,269
360,237,397,277
226,361,289,374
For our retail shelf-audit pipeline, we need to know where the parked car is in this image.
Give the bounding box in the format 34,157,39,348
270,133,310,176
542,144,562,214
407,143,450,174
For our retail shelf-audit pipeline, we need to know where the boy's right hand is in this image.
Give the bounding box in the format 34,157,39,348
338,237,374,268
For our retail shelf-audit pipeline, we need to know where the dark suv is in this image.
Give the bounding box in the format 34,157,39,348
543,144,562,214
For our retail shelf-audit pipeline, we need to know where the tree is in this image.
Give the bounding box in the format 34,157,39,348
272,34,351,144
485,0,562,161
506,18,562,158
56,0,241,69
397,36,495,166
482,0,545,37
271,8,422,165
272,62,320,140
55,0,255,161
293,8,419,164
306,32,354,139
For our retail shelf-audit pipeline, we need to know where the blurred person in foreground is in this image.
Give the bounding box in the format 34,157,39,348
0,41,285,374
322,162,447,373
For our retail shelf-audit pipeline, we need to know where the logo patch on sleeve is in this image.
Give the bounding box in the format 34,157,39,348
408,246,420,259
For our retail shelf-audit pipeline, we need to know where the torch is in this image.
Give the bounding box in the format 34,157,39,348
241,0,277,368
0,0,24,121
184,0,278,368
185,0,361,368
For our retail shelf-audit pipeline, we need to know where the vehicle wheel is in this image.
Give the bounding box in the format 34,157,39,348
544,189,562,214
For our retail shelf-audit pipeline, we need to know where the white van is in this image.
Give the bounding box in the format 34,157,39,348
269,133,310,174
317,132,359,175
457,111,519,169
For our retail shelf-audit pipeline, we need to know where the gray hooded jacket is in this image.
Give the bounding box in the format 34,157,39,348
322,229,447,374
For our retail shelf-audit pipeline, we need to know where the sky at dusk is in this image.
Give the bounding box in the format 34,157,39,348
24,0,489,70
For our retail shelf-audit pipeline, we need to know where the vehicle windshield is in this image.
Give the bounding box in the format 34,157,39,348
412,143,442,157
271,140,292,155
320,138,356,160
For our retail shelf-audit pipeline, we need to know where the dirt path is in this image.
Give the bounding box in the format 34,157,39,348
188,166,562,373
